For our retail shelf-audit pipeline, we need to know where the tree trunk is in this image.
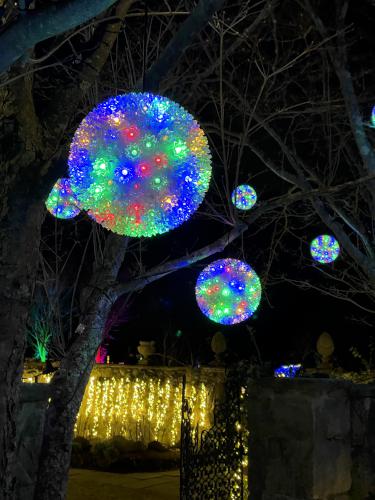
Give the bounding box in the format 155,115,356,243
35,305,108,500
0,199,45,499
35,234,127,500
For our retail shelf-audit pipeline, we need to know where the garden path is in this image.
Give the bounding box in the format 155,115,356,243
67,468,179,500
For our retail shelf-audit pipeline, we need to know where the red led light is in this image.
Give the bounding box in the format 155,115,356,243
154,153,168,168
123,125,140,142
127,203,145,225
138,162,151,177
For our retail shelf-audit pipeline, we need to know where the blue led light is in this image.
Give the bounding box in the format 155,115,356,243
274,364,302,378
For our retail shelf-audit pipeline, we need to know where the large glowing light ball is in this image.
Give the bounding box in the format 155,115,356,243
195,258,262,325
68,93,212,237
310,234,340,264
231,184,257,210
45,178,81,219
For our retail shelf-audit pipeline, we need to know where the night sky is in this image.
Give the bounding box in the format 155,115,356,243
31,0,375,373
107,218,373,371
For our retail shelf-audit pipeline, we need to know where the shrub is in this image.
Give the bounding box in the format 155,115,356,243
147,440,168,452
92,441,121,468
71,437,92,467
109,435,146,453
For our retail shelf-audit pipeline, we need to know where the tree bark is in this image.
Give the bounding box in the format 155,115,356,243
0,72,47,498
0,2,134,496
35,234,128,500
0,199,46,498
0,0,120,73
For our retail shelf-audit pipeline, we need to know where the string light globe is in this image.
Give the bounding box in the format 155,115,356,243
195,258,262,325
310,234,340,264
45,178,81,219
68,93,212,237
231,184,257,210
274,364,302,378
371,106,375,128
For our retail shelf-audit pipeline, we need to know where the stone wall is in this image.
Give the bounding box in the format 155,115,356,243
247,378,375,500
15,383,51,500
350,384,375,499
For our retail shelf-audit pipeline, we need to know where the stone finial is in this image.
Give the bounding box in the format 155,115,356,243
316,332,334,370
137,340,156,365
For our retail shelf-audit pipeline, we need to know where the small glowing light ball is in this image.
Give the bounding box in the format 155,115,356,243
371,106,375,128
274,364,302,378
195,258,262,325
45,178,81,219
310,234,340,264
231,184,257,210
68,93,212,237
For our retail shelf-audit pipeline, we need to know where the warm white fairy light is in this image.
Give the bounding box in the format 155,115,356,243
147,379,156,441
85,376,95,418
25,367,215,447
198,382,208,427
154,378,164,439
170,384,181,446
121,376,131,436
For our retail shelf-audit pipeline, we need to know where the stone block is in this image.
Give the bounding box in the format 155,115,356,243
15,383,50,500
247,378,352,500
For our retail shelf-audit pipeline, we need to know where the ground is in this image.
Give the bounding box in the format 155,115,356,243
67,469,179,500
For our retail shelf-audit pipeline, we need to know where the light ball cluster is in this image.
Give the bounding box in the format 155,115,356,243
195,258,262,325
310,234,340,264
67,93,212,237
45,178,81,219
231,184,257,210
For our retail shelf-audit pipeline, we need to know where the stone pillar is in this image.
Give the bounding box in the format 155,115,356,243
247,378,352,500
350,384,375,498
15,383,50,500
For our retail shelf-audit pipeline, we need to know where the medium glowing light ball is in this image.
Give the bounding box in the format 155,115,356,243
68,93,212,237
310,234,340,264
231,184,257,210
45,178,81,219
195,258,262,325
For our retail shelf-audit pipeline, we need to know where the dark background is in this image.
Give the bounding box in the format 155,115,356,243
27,0,375,372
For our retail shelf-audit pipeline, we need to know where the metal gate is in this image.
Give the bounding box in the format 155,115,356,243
180,369,248,499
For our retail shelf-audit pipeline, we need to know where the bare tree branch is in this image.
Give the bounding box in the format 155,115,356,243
112,223,247,297
140,0,226,92
0,0,127,74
